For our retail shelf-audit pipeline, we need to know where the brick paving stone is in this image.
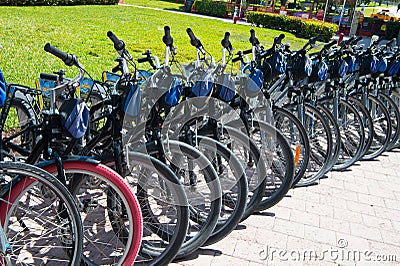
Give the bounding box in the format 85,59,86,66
334,208,364,223
343,181,370,194
346,200,375,216
380,229,400,247
303,225,337,246
265,206,291,221
357,192,386,208
320,194,347,209
335,233,371,250
228,224,259,241
362,213,392,230
319,216,351,234
305,201,334,218
289,209,320,227
273,218,305,238
374,206,400,222
254,230,288,249
232,239,266,262
391,220,400,232
367,186,397,200
384,198,400,211
349,223,383,242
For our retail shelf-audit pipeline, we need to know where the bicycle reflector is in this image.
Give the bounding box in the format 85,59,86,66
59,98,89,139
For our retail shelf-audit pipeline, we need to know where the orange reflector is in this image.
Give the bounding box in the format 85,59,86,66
294,146,301,166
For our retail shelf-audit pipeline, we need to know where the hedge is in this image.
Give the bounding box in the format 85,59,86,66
193,0,226,18
0,0,118,5
386,21,400,39
247,12,338,42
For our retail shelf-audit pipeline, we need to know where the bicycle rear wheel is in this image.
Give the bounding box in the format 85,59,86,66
0,161,83,265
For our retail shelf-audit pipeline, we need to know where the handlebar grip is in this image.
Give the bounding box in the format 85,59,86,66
309,35,321,45
232,56,241,63
324,40,336,49
187,28,202,48
354,36,363,44
40,73,58,81
107,31,125,51
221,32,232,50
387,38,396,46
137,57,148,63
163,26,173,47
249,29,259,46
275,33,285,45
243,48,252,55
44,43,76,67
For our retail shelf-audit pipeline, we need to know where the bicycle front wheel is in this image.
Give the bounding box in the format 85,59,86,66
42,160,143,266
0,161,83,266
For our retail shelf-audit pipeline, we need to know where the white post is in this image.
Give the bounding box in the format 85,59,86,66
323,0,329,21
338,0,347,29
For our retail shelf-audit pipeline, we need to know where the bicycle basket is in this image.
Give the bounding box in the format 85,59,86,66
215,73,235,103
290,54,312,80
377,56,388,73
386,59,400,76
344,55,357,73
358,54,379,75
329,59,348,79
309,60,328,82
164,77,183,107
123,83,142,117
59,98,89,139
262,51,286,81
0,70,6,107
191,71,214,97
245,68,263,97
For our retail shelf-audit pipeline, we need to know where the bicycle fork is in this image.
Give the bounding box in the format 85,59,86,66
0,221,12,259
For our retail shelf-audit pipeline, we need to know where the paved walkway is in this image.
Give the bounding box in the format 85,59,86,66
173,149,400,265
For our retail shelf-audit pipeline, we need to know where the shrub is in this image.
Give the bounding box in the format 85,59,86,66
0,0,118,5
193,0,227,18
386,21,400,39
247,12,337,42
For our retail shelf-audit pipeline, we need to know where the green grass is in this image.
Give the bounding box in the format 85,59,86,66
0,5,307,87
122,0,183,9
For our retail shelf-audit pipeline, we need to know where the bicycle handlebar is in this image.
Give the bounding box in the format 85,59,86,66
44,43,78,67
221,32,232,54
163,26,173,47
274,34,285,45
249,29,259,46
107,31,125,51
187,28,203,49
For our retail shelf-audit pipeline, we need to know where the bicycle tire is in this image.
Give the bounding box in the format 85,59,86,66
273,106,310,187
195,136,248,246
319,98,365,170
101,152,190,265
42,160,143,265
355,93,392,160
0,161,83,266
285,103,333,186
347,95,374,159
377,92,400,150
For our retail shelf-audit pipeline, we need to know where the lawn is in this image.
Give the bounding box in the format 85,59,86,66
0,5,307,87
122,0,183,9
